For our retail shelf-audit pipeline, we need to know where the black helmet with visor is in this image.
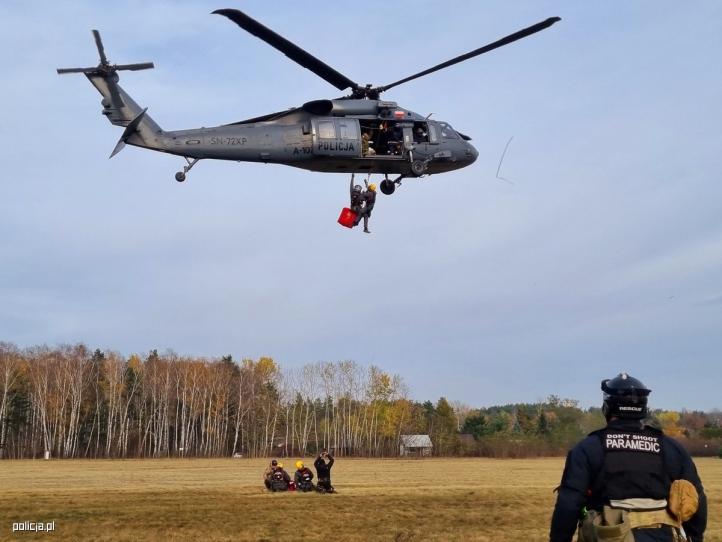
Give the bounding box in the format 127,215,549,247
601,373,651,421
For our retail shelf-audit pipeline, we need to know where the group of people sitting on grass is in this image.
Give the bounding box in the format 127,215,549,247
263,450,335,493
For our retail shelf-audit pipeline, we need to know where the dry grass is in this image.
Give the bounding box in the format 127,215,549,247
0,457,719,541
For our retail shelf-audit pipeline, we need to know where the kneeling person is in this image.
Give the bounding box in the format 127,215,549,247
314,450,335,493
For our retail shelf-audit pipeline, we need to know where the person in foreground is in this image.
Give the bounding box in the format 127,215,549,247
550,373,706,542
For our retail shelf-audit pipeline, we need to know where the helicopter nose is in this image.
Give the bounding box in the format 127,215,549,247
465,142,478,163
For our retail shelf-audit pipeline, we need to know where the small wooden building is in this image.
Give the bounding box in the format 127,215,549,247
399,434,433,457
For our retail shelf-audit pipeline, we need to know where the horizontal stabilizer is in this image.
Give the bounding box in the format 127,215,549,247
110,107,148,158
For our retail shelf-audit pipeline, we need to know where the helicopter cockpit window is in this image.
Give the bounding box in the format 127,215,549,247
318,120,336,139
438,123,459,140
413,122,429,143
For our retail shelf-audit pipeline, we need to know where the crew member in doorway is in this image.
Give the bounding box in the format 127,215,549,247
388,123,403,155
549,373,706,542
378,122,388,155
354,179,376,234
361,132,375,156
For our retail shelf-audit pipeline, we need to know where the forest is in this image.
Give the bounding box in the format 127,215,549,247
1,342,721,459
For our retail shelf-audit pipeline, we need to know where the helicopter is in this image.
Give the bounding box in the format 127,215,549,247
58,9,560,196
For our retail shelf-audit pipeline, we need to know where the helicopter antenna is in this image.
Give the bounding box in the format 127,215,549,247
495,136,515,185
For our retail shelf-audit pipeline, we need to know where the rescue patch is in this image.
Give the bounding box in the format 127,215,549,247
605,432,661,453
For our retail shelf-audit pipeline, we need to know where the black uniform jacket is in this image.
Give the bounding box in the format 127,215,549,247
314,455,334,478
271,467,291,483
350,179,363,210
294,467,314,484
549,419,707,542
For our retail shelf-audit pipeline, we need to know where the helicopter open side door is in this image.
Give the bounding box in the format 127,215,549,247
312,118,361,157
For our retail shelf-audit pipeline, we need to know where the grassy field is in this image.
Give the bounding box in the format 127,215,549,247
0,457,719,541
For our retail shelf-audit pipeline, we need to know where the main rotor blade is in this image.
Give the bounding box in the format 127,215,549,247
213,8,360,92
92,29,108,65
376,17,561,94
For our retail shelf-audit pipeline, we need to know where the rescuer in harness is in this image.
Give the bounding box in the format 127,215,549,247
353,179,376,234
267,461,291,492
349,174,364,218
549,373,707,542
294,460,315,492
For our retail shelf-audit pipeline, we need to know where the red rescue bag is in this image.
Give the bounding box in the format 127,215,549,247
337,207,357,228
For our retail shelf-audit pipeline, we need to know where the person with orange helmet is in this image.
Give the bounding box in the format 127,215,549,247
294,460,315,492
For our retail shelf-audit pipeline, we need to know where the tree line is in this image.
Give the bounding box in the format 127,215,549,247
1,342,720,459
458,396,722,458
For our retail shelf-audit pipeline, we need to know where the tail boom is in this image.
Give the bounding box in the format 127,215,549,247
57,30,165,156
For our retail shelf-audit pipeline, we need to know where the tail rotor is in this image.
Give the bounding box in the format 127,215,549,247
57,29,163,152
57,30,154,76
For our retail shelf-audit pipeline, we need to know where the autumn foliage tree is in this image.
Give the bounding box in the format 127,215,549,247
1,343,720,459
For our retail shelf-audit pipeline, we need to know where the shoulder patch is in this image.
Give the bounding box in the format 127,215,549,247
604,432,661,453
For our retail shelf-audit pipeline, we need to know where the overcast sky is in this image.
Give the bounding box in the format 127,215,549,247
1,1,721,411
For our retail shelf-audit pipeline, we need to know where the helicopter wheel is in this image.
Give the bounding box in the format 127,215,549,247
175,172,186,182
410,160,427,177
380,179,395,195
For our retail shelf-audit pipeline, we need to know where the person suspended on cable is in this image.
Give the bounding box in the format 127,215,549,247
350,174,364,219
354,179,376,234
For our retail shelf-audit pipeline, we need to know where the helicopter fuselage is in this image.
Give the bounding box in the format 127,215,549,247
136,97,478,177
